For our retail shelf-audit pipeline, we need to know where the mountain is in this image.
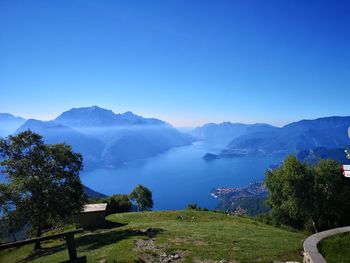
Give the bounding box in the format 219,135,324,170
0,113,26,137
83,186,107,198
102,126,192,166
190,122,277,144
55,106,192,166
297,147,349,164
16,119,105,170
14,106,192,169
55,106,165,128
225,116,350,156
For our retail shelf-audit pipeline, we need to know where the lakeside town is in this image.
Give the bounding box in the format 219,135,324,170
211,181,268,200
210,181,269,215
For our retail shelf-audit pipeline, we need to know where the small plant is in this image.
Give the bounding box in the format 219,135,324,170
186,203,209,211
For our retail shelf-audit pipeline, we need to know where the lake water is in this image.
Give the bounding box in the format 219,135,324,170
81,141,283,210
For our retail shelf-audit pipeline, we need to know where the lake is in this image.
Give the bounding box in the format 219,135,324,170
81,141,283,210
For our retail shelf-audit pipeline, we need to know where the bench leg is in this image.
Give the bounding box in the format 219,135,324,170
66,234,77,261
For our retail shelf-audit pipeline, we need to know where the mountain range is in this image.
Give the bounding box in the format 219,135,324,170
2,106,192,170
225,116,350,156
190,122,276,144
195,116,350,162
296,147,349,164
55,106,166,128
16,119,105,170
2,108,350,169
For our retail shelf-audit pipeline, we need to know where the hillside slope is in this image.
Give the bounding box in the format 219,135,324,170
0,211,306,263
297,147,349,164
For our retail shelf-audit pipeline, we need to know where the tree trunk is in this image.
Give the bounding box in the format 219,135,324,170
34,227,42,251
312,220,318,233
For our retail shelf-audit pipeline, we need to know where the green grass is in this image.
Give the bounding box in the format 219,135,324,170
318,232,350,263
0,210,307,263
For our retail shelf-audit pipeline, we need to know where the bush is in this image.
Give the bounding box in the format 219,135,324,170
107,195,131,214
88,194,131,215
186,203,209,211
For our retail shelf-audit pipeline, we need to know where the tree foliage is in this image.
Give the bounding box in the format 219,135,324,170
0,131,86,248
107,194,131,214
265,155,350,232
90,194,131,214
129,184,153,211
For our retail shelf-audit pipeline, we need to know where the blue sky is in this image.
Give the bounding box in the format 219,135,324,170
1,0,349,127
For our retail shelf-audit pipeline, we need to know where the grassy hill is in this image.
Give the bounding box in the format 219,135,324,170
0,210,306,263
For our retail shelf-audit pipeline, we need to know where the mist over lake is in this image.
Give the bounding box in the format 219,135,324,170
81,141,283,210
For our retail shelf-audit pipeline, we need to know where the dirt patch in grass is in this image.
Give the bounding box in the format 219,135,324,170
193,260,239,263
134,239,157,251
134,238,187,262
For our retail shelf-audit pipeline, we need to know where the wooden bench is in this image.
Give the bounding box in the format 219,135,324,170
0,228,86,262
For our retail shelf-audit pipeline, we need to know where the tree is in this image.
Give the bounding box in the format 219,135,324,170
0,208,26,242
108,194,131,214
265,155,350,232
0,131,86,250
265,155,313,229
105,194,132,214
310,159,350,230
129,184,153,211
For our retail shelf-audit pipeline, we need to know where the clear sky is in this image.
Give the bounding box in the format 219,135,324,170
1,0,349,127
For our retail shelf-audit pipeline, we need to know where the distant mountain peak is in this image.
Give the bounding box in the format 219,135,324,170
120,111,140,118
122,110,135,115
55,106,167,127
67,105,115,114
16,119,68,133
0,113,25,121
89,105,114,113
119,111,145,123
282,116,350,129
0,113,27,137
0,113,15,118
12,107,191,170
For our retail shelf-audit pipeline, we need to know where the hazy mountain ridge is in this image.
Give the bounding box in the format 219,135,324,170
224,116,350,156
4,110,350,168
11,106,192,170
297,147,349,164
102,126,191,166
83,185,107,198
190,122,277,144
55,106,166,128
0,113,26,137
16,119,105,170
